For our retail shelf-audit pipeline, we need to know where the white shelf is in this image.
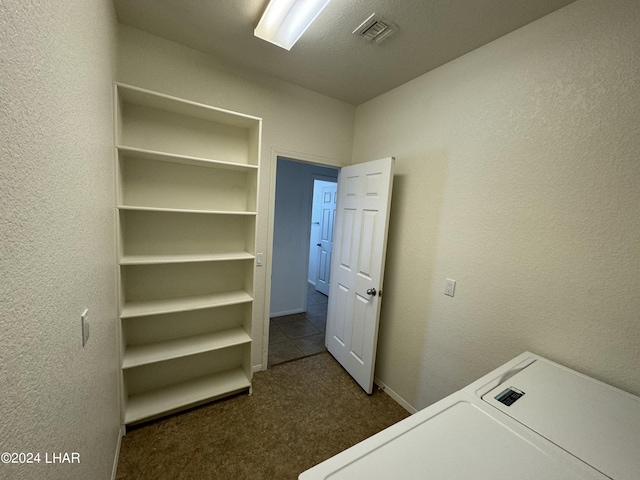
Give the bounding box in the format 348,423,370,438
121,291,253,319
117,205,257,216
117,145,259,171
122,327,251,369
115,83,260,425
125,367,251,425
119,252,255,265
116,83,260,128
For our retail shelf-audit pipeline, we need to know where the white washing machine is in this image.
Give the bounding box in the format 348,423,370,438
299,352,640,480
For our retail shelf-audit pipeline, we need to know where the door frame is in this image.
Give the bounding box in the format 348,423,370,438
263,148,346,369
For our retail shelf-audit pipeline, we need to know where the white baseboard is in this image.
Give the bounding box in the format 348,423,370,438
270,307,305,317
252,363,263,373
111,426,124,480
374,376,417,414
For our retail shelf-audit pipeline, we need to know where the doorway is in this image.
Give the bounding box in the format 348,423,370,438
268,157,338,366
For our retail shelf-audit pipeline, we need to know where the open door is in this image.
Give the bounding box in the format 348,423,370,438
325,157,394,394
315,183,336,296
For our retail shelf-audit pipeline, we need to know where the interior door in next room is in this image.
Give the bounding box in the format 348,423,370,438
315,183,336,296
326,157,394,394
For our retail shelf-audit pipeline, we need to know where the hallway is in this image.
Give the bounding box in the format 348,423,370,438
268,284,328,366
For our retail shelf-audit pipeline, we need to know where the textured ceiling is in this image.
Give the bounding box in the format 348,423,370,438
113,0,577,105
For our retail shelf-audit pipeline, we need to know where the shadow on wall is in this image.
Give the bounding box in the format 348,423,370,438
375,152,449,405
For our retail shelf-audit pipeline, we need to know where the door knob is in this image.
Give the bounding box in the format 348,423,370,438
366,287,377,296
317,243,322,247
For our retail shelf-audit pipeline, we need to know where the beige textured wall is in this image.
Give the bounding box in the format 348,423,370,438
0,1,120,479
116,26,356,369
353,0,640,410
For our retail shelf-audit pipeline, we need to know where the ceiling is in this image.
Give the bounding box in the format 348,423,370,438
113,0,576,105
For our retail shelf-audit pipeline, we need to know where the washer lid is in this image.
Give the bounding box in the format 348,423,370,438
482,359,640,480
300,399,604,480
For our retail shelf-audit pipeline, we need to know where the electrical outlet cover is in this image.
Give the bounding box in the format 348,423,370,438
445,279,456,297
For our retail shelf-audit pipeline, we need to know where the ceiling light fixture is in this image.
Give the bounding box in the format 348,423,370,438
254,0,331,51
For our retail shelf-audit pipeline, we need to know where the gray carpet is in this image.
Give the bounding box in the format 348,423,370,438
116,352,410,479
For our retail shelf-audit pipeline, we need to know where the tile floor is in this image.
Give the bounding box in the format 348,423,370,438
268,284,328,366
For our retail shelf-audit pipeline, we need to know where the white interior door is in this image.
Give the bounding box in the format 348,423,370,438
315,184,336,296
326,157,394,394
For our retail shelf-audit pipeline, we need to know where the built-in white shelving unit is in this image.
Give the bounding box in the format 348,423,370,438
114,83,261,426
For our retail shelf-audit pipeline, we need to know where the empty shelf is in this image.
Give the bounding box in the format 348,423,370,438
121,291,253,318
116,145,259,171
116,83,260,129
123,327,251,369
117,205,257,216
119,252,255,265
125,368,251,425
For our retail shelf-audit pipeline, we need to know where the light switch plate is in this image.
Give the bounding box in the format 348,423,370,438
81,309,90,347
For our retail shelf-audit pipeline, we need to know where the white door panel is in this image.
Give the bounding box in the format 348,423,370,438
350,293,369,362
338,208,356,269
333,283,349,346
326,157,394,394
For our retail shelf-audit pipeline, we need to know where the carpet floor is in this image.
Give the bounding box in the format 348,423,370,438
116,352,410,479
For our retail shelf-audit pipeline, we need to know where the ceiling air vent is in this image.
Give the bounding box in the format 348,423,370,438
353,13,398,43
